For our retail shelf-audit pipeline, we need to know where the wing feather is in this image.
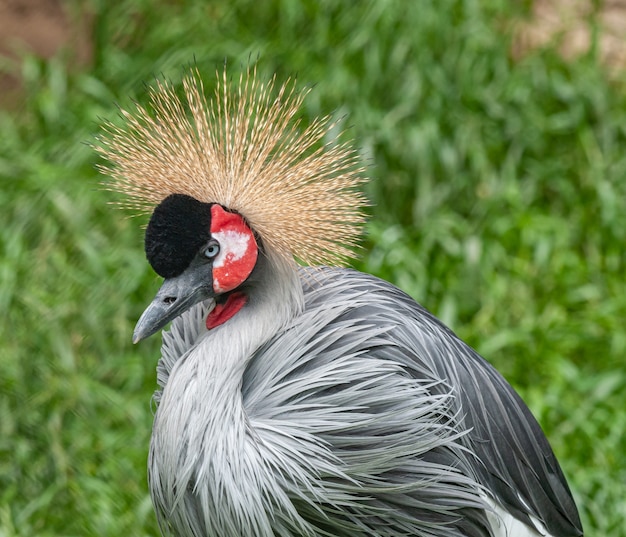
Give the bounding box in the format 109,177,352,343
288,268,582,536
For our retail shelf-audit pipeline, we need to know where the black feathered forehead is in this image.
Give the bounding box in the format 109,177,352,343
145,194,213,278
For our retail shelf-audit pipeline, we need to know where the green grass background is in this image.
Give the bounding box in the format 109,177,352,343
1,0,625,535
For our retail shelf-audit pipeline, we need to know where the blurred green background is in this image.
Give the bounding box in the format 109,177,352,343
1,0,625,535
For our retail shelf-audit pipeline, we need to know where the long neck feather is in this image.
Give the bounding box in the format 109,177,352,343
148,251,304,536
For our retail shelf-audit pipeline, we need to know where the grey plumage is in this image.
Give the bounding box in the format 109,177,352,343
97,68,583,537
149,258,582,537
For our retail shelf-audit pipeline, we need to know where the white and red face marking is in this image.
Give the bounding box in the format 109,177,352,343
209,205,258,293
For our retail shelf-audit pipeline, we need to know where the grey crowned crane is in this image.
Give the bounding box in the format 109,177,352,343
96,68,583,537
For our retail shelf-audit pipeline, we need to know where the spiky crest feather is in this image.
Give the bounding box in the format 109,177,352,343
96,67,367,267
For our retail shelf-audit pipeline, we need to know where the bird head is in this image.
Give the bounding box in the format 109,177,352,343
95,67,367,342
132,195,259,342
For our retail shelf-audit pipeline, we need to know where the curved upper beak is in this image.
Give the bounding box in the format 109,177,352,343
133,264,213,344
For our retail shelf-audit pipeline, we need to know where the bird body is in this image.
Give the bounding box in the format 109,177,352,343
96,68,583,537
150,266,580,537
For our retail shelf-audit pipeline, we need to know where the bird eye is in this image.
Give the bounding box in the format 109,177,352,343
203,241,220,259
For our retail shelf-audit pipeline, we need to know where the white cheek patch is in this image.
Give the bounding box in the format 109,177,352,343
212,230,251,268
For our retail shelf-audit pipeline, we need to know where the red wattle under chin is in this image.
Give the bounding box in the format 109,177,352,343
206,292,248,330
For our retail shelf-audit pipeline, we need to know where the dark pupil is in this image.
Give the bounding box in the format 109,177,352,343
206,245,218,257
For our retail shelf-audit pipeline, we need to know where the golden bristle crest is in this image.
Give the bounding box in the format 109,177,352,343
95,67,368,267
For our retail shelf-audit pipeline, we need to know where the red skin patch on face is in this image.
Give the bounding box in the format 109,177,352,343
206,292,248,330
210,205,258,294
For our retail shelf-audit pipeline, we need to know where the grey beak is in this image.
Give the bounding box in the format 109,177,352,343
133,265,213,343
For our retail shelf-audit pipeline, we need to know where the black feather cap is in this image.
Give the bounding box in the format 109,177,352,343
145,193,213,278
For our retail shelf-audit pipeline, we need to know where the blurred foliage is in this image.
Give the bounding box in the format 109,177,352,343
0,0,624,535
